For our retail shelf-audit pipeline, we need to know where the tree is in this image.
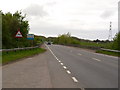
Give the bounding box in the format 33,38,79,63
0,11,2,49
2,11,30,48
112,32,120,50
53,32,80,45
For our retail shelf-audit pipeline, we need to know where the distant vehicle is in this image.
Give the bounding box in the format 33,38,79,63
47,41,51,45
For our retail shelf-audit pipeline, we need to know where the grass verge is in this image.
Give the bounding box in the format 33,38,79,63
96,50,120,57
2,48,46,64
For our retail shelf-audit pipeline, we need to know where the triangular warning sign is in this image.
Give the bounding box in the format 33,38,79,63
15,30,23,38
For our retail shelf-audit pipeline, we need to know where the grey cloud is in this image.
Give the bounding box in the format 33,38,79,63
46,2,56,6
23,4,48,17
30,24,118,40
100,9,115,19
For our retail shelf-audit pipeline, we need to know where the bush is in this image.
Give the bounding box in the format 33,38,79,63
112,32,120,50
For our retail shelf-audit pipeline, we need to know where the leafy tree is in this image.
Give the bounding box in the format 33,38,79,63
0,11,2,49
53,32,81,45
112,32,120,50
2,11,30,48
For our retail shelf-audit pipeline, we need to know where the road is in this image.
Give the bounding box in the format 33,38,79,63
3,44,118,88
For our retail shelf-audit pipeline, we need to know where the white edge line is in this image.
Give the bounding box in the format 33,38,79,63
58,60,61,62
63,66,67,69
60,63,64,65
92,58,101,61
72,77,78,82
45,44,60,61
66,70,71,74
46,44,79,83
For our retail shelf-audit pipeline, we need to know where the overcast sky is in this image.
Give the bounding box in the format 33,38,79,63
0,0,119,40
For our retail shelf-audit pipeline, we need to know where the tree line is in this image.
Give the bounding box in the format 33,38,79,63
47,32,120,50
1,10,119,50
1,11,44,49
1,11,30,49
112,32,120,50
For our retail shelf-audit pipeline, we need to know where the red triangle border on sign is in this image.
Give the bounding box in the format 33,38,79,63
15,29,23,38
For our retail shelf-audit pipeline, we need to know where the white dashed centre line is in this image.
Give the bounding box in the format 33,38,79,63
46,44,79,84
46,44,59,61
56,58,59,61
66,70,71,74
92,58,101,61
63,66,67,69
60,63,64,65
72,77,78,83
58,60,61,63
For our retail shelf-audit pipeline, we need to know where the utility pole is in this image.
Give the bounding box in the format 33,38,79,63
108,22,112,41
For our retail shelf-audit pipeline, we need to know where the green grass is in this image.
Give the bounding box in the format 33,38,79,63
79,41,113,49
96,50,120,57
2,48,46,64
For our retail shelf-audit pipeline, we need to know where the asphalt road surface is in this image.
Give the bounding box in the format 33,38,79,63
3,44,118,88
46,44,118,88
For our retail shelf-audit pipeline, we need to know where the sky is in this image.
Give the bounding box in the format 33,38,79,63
0,0,119,40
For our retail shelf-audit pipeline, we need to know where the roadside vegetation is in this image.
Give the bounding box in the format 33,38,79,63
97,33,120,56
1,11,46,49
2,11,30,48
47,32,120,56
1,10,119,57
96,50,120,57
1,10,47,64
2,48,46,64
47,32,119,50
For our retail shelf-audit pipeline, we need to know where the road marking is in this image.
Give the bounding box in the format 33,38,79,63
66,70,71,74
94,53,118,59
92,58,101,61
63,66,67,69
56,58,59,61
60,63,64,65
58,60,61,63
78,53,82,56
72,77,78,83
46,44,79,84
45,44,60,61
